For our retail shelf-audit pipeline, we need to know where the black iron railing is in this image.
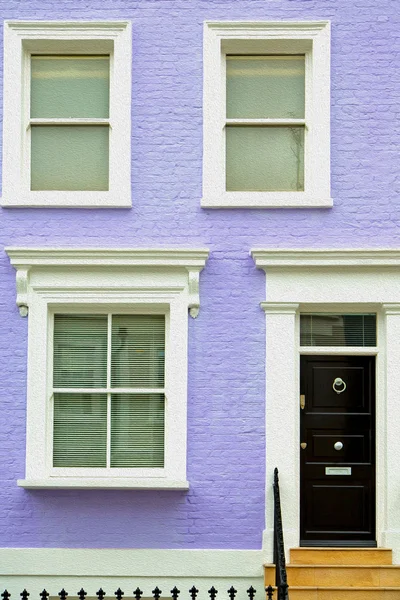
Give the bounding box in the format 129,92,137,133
273,468,289,600
1,585,280,600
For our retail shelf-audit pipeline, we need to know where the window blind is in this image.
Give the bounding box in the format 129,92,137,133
52,313,165,469
300,313,377,347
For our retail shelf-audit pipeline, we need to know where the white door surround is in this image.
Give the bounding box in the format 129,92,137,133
251,249,400,564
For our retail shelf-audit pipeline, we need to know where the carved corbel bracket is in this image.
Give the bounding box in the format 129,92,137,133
187,268,202,318
15,267,30,317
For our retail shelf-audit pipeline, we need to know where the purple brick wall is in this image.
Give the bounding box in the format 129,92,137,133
0,0,398,549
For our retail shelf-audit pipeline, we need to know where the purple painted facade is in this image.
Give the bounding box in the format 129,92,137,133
0,0,398,551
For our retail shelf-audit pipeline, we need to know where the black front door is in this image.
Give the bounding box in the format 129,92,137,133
300,355,375,546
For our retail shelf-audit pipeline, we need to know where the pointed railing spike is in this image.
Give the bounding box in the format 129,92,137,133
39,591,49,600
208,587,217,600
1,591,11,600
170,587,180,600
133,589,143,600
246,586,256,600
152,588,161,600
227,587,236,600
189,586,198,600
96,589,105,600
266,586,274,600
20,592,29,600
58,590,68,600
114,589,124,600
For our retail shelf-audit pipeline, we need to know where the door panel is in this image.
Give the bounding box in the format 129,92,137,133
300,355,375,546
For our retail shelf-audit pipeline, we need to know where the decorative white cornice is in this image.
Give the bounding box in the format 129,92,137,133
251,249,400,269
382,303,400,316
261,302,299,314
5,20,130,34
6,248,209,318
205,20,329,36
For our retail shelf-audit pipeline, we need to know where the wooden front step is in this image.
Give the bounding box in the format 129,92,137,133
264,547,400,598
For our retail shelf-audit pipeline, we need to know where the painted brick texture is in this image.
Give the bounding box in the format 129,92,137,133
0,0,398,549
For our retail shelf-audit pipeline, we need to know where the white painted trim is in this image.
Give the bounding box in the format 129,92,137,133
6,248,210,267
252,248,400,267
17,478,190,489
202,21,331,209
0,548,265,577
253,248,400,564
0,549,265,597
6,248,208,489
2,21,131,208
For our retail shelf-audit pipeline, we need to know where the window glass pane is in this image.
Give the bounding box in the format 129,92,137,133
31,56,109,118
53,393,107,467
111,394,165,467
111,315,165,388
31,125,109,191
53,314,108,388
226,126,304,191
226,56,305,119
300,314,377,347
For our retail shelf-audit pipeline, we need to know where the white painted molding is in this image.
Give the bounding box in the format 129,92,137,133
2,21,132,208
251,248,400,268
0,548,265,577
5,248,209,489
18,478,190,489
15,267,30,317
252,247,400,562
202,21,331,209
382,303,400,315
6,248,209,317
260,302,299,314
204,20,330,33
5,20,130,32
187,268,202,318
0,549,265,597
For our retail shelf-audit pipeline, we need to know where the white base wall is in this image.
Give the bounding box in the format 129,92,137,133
0,549,266,598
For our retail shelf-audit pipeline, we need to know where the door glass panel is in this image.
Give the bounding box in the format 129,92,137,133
31,56,110,118
226,55,305,119
300,314,377,346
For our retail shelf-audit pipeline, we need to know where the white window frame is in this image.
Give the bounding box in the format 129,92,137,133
6,248,209,488
2,21,132,208
202,21,332,209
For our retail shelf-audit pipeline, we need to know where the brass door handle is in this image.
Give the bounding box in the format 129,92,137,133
300,442,307,450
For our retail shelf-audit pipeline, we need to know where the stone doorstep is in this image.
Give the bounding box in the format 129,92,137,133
289,548,393,565
287,587,400,600
265,564,400,587
264,547,400,597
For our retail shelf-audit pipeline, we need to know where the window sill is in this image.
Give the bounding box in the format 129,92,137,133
201,192,333,209
17,478,190,490
1,191,131,208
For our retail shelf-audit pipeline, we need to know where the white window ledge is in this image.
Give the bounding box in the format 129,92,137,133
18,478,190,490
202,193,333,209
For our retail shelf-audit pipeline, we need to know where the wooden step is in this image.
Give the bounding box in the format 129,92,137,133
265,564,400,587
289,548,393,565
288,587,400,599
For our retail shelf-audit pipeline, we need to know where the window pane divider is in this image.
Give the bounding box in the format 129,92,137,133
52,388,166,394
29,118,110,126
106,393,111,468
225,118,305,126
106,314,112,467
